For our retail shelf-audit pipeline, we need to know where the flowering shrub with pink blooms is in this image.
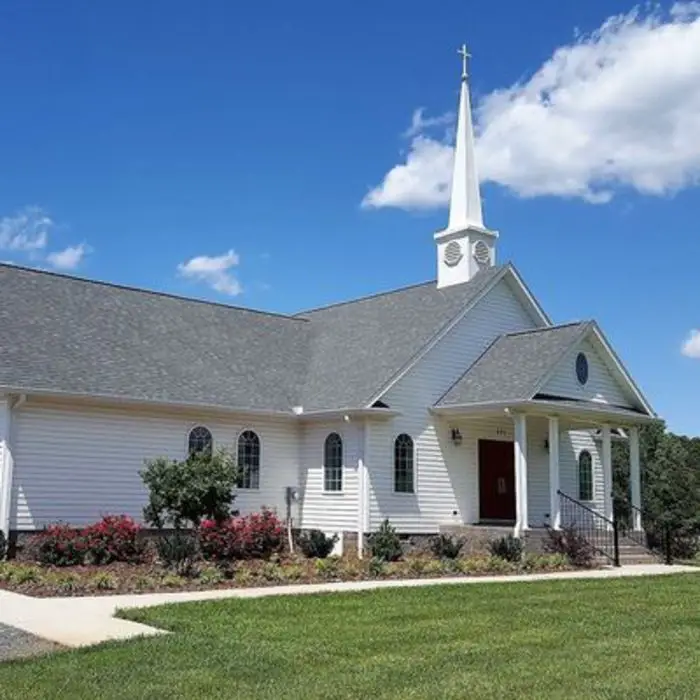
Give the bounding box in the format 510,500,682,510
26,515,145,566
198,509,284,561
82,515,145,564
27,524,87,566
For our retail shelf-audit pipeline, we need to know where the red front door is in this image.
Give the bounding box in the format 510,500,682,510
478,440,516,521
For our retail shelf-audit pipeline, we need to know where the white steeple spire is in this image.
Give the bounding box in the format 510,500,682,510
434,44,497,289
448,44,483,230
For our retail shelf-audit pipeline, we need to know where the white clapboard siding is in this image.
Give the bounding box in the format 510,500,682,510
10,401,300,530
559,430,606,516
299,420,360,534
542,338,634,407
367,278,545,532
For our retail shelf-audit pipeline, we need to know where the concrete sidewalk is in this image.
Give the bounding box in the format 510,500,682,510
1,563,697,649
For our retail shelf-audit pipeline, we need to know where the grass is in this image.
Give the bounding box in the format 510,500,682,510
1,574,699,699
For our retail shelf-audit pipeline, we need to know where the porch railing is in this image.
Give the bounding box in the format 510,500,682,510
558,490,620,566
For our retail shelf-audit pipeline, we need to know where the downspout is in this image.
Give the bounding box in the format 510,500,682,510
357,420,369,559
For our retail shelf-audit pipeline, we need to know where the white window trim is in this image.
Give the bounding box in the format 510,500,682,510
393,433,416,495
186,423,214,456
236,427,262,491
577,449,594,502
322,431,344,494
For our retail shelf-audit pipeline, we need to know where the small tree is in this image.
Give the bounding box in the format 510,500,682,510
140,448,239,529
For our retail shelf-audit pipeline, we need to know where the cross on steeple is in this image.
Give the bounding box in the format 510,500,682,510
458,43,470,79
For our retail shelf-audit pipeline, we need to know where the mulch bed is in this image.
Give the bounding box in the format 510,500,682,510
0,555,580,598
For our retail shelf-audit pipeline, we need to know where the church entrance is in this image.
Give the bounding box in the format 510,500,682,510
478,440,516,522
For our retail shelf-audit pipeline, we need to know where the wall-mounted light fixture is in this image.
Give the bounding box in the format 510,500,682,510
544,438,550,452
450,427,463,447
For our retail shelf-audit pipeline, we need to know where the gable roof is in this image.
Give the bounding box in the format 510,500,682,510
437,321,655,417
0,262,509,413
297,264,506,411
437,322,591,407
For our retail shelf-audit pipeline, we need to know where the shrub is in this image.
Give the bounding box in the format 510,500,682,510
368,519,402,562
522,553,570,572
488,535,523,563
260,562,285,582
28,524,86,566
368,556,386,578
545,524,596,568
161,573,186,588
140,448,239,528
82,515,144,565
156,531,199,576
296,529,338,559
44,571,80,594
0,530,6,561
198,510,284,561
457,555,493,575
198,566,225,585
89,572,118,591
430,534,465,560
0,562,42,584
314,557,339,580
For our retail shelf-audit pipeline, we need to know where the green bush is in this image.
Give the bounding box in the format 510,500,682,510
430,534,465,560
198,566,225,585
0,530,6,561
156,531,199,576
488,535,523,563
368,556,386,578
140,448,239,529
89,572,117,591
296,529,338,559
314,557,339,580
368,519,402,562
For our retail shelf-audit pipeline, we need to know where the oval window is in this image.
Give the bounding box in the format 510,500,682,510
576,352,589,385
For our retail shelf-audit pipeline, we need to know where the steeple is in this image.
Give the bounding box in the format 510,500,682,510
448,44,483,230
435,45,497,289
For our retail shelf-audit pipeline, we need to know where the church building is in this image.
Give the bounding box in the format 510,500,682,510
0,50,656,555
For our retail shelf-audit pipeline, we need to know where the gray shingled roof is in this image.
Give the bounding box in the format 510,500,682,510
0,264,309,412
0,262,506,413
298,264,505,411
437,322,591,407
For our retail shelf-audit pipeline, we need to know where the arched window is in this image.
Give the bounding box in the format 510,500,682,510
578,450,593,501
237,430,260,490
394,434,414,493
324,433,343,492
188,425,213,456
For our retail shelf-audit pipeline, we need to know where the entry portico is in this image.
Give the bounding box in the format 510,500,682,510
432,321,656,537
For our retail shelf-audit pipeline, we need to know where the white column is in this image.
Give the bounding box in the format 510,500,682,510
548,416,561,530
0,398,14,538
601,425,614,525
514,413,528,536
629,426,642,531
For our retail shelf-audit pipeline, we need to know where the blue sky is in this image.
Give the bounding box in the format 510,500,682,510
1,1,698,436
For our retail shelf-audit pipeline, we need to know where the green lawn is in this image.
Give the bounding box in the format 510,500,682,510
1,574,699,700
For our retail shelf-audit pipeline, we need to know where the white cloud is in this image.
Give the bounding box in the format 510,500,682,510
47,243,90,270
0,206,52,251
402,108,455,139
364,3,700,209
681,329,700,358
177,250,242,296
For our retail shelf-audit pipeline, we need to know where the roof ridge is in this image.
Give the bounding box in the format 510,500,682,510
295,279,437,315
296,264,506,316
504,320,590,337
0,261,308,323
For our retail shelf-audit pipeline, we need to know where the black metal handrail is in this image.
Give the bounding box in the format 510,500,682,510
558,490,620,566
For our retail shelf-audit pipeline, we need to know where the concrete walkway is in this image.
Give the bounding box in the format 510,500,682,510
0,563,697,649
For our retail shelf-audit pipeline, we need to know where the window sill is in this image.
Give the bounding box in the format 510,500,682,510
321,490,344,496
